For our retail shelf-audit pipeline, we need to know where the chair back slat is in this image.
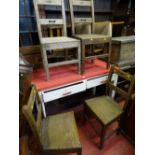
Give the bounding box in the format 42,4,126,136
36,0,62,6
69,0,95,35
75,23,91,34
72,0,91,6
106,66,135,111
39,19,64,25
95,22,112,37
34,0,67,40
74,17,93,24
22,85,43,147
108,82,128,98
113,68,133,81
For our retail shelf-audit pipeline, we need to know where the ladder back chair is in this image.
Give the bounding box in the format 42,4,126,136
84,66,135,149
69,0,112,73
33,0,81,80
22,84,82,155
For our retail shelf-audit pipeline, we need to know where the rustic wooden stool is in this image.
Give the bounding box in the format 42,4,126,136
22,85,82,155
84,66,135,149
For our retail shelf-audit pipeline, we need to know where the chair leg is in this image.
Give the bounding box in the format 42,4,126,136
41,47,50,80
99,127,104,149
107,40,112,69
77,46,82,74
81,42,85,74
77,148,82,155
117,115,124,135
83,103,87,125
90,44,94,63
116,126,121,135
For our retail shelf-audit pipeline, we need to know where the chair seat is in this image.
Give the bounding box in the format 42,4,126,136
40,36,79,44
41,111,81,150
75,34,111,41
85,96,123,126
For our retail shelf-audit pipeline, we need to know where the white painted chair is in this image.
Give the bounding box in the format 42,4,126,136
34,0,81,80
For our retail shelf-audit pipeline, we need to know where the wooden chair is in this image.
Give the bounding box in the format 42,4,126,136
33,0,81,80
69,0,112,73
22,84,82,155
84,66,135,149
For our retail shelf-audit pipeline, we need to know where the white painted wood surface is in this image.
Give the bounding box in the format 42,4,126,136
72,0,91,6
42,81,86,102
36,0,62,6
41,37,80,44
39,19,64,25
74,18,93,24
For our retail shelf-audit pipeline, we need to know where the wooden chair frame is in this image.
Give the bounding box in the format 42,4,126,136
84,66,135,149
69,0,112,73
34,0,81,80
22,84,82,155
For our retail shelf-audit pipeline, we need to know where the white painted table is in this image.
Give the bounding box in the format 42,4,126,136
39,73,118,117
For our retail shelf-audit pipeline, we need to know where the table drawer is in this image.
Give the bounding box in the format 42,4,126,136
86,75,108,89
86,74,117,89
42,81,86,103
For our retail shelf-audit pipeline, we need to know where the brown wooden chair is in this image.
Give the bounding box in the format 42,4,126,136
22,84,82,155
84,66,135,149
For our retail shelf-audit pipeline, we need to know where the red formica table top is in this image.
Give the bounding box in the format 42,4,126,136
32,59,109,91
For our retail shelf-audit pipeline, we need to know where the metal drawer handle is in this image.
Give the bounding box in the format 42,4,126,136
62,91,72,96
49,20,56,23
100,80,107,84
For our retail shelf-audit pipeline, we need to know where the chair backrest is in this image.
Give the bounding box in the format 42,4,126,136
106,66,135,111
94,22,112,37
69,0,95,35
33,0,67,39
22,84,43,147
